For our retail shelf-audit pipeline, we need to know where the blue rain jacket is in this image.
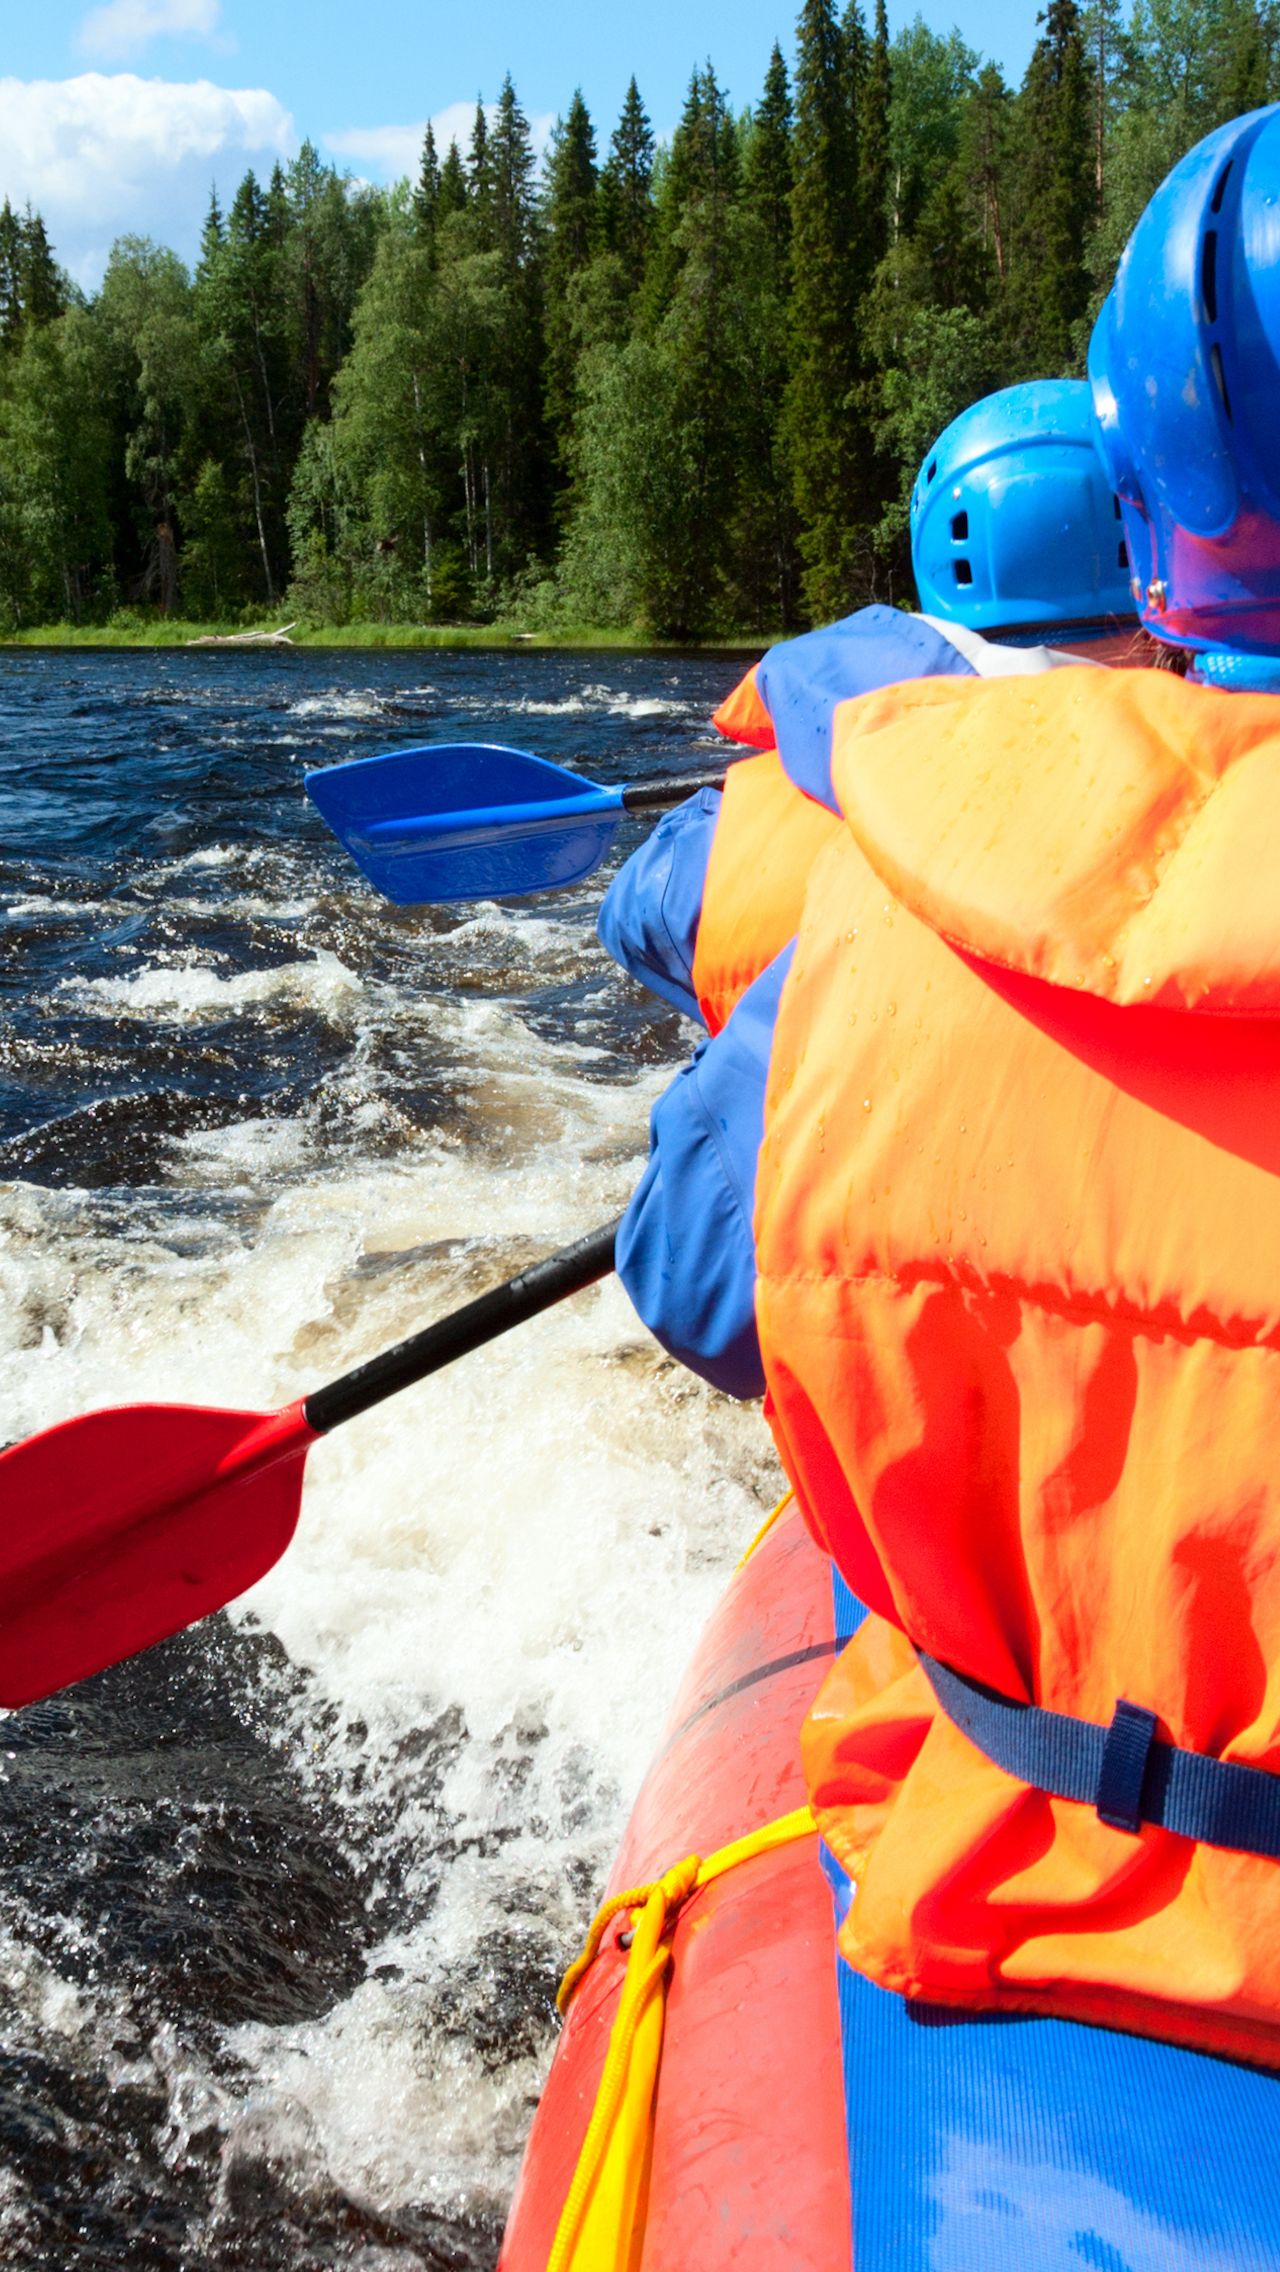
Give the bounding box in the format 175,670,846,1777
607,612,1089,1395
596,786,722,1022
597,611,977,1020
616,946,793,1399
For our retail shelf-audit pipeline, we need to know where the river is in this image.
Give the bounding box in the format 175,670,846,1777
0,648,780,2269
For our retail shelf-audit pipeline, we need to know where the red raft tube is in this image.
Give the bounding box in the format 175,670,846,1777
502,1502,1280,2272
500,1498,849,2270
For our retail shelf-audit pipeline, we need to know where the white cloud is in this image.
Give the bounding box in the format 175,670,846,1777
78,0,228,63
325,101,555,184
0,75,294,282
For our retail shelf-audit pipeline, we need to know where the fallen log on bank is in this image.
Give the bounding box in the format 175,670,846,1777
186,623,297,648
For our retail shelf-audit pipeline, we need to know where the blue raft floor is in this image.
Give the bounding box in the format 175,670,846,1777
829,1569,1280,2271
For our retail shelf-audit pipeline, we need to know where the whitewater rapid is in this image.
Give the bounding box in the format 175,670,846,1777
0,650,777,2268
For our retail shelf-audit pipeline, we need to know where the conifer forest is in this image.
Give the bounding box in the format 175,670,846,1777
1,0,1276,640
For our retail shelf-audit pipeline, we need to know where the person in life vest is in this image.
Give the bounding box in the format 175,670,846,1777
755,102,1280,2068
599,378,1135,1036
612,383,1135,1396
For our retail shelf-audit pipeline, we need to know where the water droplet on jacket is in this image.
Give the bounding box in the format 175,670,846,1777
887,1001,897,1017
862,1098,872,1113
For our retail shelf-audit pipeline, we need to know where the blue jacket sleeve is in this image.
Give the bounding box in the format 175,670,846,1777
615,943,794,1399
596,788,723,1022
757,607,974,810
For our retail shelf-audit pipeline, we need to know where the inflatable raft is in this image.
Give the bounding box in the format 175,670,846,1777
500,1502,1280,2270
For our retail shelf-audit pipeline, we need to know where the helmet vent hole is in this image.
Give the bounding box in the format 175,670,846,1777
1113,494,1122,519
1117,541,1128,569
1202,229,1218,325
954,560,973,588
1210,160,1232,215
950,511,969,542
926,459,937,485
1211,339,1234,425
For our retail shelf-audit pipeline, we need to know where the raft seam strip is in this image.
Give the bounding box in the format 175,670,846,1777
654,1638,840,1761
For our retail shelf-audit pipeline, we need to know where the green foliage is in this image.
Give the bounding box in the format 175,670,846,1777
744,45,795,272
0,201,67,354
1,9,1274,639
543,93,601,480
600,79,655,293
0,311,110,626
784,0,875,617
97,237,195,612
1005,0,1094,371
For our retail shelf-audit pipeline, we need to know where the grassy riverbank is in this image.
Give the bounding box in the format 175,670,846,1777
0,618,765,652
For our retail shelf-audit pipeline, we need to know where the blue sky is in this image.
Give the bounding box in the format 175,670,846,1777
1,0,1046,285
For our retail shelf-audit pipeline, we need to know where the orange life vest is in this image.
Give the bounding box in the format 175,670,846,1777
712,662,776,750
755,665,1280,2068
691,750,841,1035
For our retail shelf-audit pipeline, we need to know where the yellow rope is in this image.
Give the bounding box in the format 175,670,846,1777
556,1883,660,2018
734,1485,795,1570
547,1855,698,2272
548,1805,816,2272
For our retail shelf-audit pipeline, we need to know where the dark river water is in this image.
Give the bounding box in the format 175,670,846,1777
0,648,780,2269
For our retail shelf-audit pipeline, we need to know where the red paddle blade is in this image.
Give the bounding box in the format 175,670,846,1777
0,1400,315,1706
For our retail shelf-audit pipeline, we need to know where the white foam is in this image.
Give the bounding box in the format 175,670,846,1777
56,950,362,1025
288,692,391,723
505,696,589,716
579,683,698,720
0,1021,772,2224
164,845,239,872
174,1117,311,1178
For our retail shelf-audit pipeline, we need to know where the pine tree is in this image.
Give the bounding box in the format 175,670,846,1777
739,47,801,629
18,210,65,330
961,64,1010,278
1215,0,1276,117
1006,0,1093,371
0,201,23,351
282,139,378,427
783,0,867,616
195,169,289,598
1081,0,1124,209
841,0,869,135
468,100,493,241
200,187,224,264
744,44,794,273
859,0,892,267
543,91,599,470
265,162,290,249
488,74,539,273
646,65,738,320
470,76,549,575
600,78,655,296
437,140,469,223
415,123,441,240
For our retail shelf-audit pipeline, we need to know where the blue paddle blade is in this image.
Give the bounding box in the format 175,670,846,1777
305,743,625,904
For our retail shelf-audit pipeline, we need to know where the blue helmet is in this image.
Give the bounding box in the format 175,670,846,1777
1088,104,1280,656
910,380,1135,633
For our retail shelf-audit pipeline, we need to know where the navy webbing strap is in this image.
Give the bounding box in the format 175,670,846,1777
918,1651,1280,1861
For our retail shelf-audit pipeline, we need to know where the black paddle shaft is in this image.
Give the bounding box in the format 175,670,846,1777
303,1219,621,1435
620,766,729,812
